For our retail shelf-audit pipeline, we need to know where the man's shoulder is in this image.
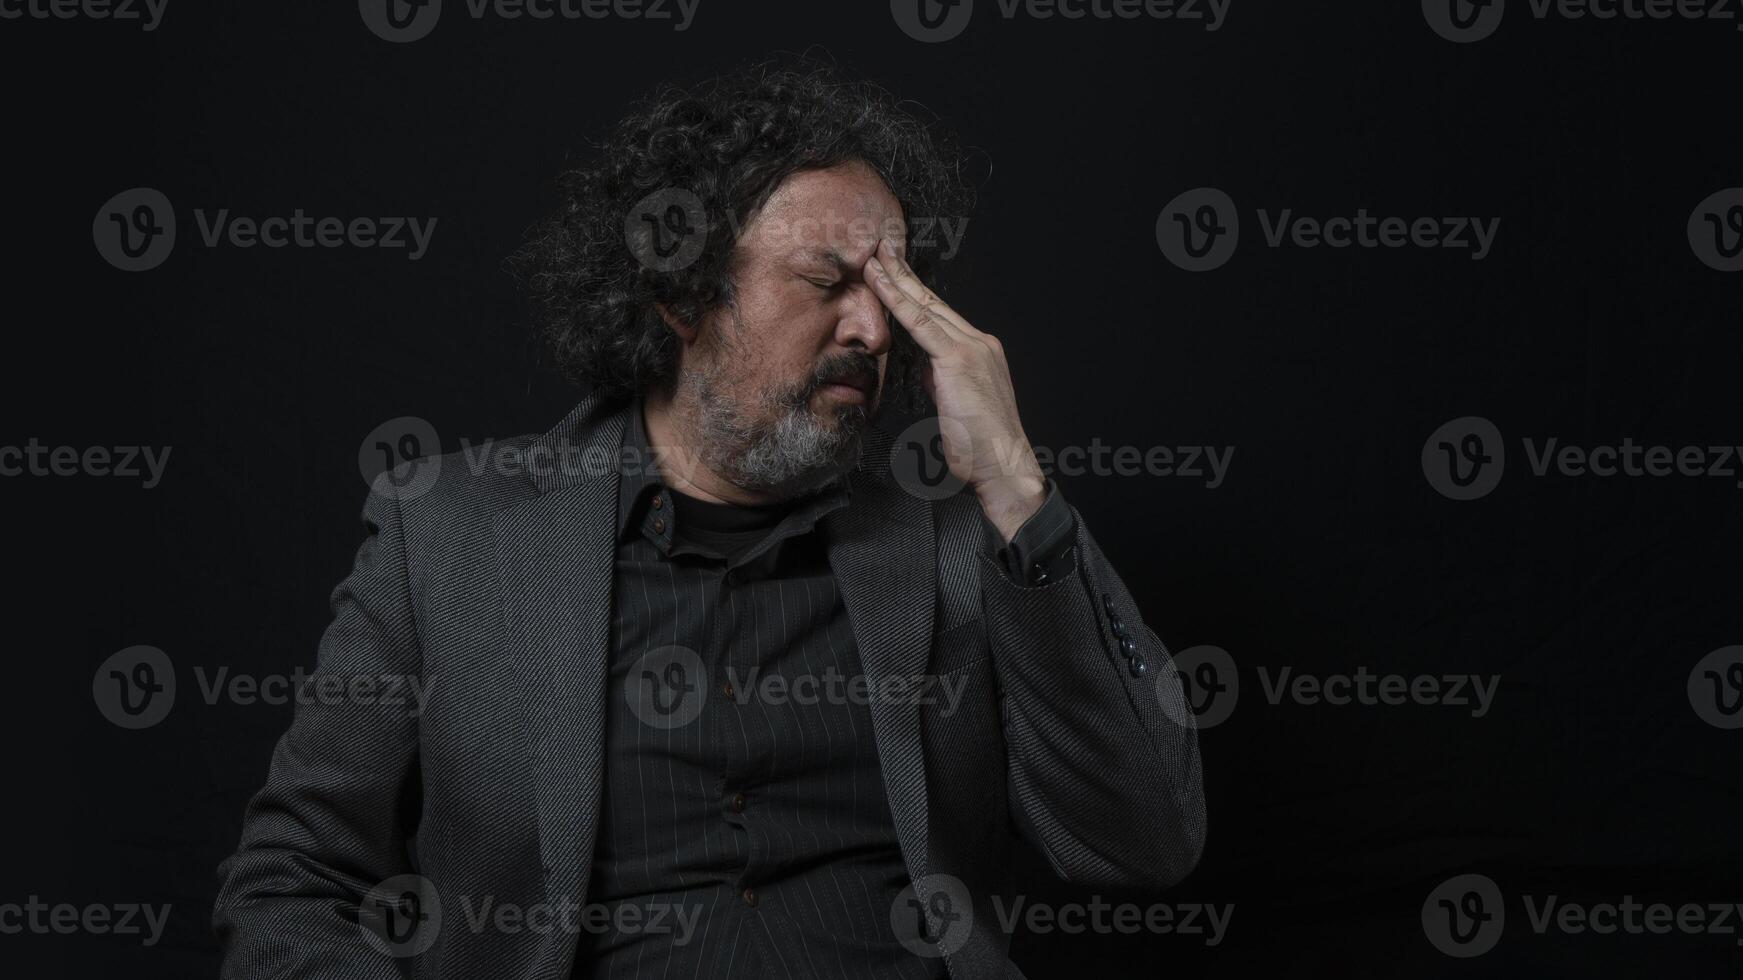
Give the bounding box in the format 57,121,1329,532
368,394,633,524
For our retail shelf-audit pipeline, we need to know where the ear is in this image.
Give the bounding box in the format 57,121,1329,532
655,302,700,344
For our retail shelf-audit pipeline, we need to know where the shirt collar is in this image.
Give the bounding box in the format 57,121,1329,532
614,399,668,545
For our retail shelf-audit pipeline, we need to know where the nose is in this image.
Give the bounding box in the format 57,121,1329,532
835,282,891,358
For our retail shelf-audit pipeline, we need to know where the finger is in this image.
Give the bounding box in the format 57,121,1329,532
872,238,977,336
865,253,963,355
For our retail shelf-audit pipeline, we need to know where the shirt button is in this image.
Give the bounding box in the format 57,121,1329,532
741,887,758,907
722,681,736,699
730,792,747,813
651,495,663,510
652,518,666,534
724,570,739,586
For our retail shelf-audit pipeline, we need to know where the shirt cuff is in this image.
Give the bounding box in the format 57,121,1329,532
981,479,1077,587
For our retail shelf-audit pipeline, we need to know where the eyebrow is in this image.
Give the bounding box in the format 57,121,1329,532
794,247,863,279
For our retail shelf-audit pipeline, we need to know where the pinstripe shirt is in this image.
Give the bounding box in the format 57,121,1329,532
581,401,1074,979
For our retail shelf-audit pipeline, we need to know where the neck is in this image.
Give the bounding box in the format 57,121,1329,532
641,388,782,507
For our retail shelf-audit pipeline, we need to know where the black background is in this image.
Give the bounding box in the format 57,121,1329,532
3,0,1740,975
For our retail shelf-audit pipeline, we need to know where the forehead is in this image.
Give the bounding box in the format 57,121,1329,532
739,161,905,260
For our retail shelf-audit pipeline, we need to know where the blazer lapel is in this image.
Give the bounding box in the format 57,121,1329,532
824,423,939,884
491,394,627,979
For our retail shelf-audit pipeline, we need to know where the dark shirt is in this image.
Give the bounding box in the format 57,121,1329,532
581,401,1074,979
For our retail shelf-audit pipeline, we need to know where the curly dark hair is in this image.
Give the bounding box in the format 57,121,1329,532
508,56,976,414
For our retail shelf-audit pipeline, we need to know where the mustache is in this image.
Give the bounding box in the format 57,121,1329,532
793,352,880,405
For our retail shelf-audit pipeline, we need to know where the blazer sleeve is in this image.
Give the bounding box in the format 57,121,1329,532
212,474,425,978
980,495,1207,891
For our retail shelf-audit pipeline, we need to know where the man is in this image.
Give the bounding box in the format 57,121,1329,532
214,60,1205,979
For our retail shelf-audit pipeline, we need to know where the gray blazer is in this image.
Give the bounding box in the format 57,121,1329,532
213,393,1206,979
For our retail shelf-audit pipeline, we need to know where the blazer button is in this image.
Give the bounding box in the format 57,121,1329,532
1109,617,1128,637
1128,657,1148,678
1102,595,1116,615
730,792,747,813
1120,636,1138,657
742,887,759,907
